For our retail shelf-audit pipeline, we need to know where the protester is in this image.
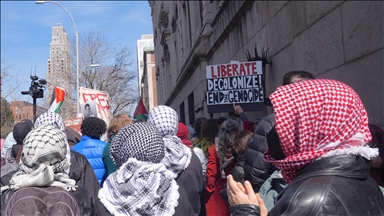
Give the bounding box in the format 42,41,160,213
148,105,205,215
228,79,384,215
233,104,257,132
102,114,133,183
72,117,107,186
221,130,253,205
33,112,109,215
242,71,315,192
177,122,207,179
191,117,207,143
66,127,82,149
0,125,94,216
257,170,286,211
230,130,253,183
216,117,227,128
99,122,194,215
1,132,16,164
227,174,268,216
194,119,220,158
1,120,33,182
205,119,239,216
243,114,278,192
177,122,193,147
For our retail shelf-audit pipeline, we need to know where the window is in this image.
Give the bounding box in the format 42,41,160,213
188,92,195,125
179,102,185,124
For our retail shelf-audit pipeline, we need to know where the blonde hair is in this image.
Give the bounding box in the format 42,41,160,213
107,114,133,135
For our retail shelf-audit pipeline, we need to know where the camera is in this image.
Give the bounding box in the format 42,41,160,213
21,75,47,99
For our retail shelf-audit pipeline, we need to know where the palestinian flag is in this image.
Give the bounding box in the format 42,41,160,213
48,86,66,113
134,98,148,121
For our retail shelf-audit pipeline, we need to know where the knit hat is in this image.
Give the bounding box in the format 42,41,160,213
176,122,192,147
110,122,165,168
13,119,33,144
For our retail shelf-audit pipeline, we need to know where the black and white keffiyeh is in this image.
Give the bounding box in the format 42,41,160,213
110,122,165,168
104,122,180,215
1,125,75,194
34,112,71,173
99,157,180,216
147,105,192,175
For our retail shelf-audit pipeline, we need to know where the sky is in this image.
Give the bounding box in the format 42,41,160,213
1,1,153,108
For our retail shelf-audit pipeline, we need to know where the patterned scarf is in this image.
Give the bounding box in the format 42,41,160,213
147,105,192,175
264,79,377,183
1,125,75,194
110,123,165,168
99,158,179,216
34,112,71,174
194,137,214,158
215,119,238,178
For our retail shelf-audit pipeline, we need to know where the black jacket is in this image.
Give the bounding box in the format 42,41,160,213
270,155,384,215
176,151,205,216
229,204,261,216
174,184,196,216
220,157,246,205
69,151,112,216
231,157,245,183
229,155,384,216
243,114,277,192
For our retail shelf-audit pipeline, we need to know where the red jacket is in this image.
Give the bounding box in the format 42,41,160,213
205,145,235,216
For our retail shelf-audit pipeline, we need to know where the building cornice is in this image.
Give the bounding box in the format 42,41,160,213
164,1,255,106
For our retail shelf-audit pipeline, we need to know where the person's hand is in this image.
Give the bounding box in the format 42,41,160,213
227,175,268,216
372,156,382,168
233,104,244,115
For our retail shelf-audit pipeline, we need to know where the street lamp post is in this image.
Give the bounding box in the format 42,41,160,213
35,1,80,115
79,64,100,86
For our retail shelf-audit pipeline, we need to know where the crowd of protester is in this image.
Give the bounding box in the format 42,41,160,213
0,71,383,215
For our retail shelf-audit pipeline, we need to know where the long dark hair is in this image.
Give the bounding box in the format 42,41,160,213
200,119,219,143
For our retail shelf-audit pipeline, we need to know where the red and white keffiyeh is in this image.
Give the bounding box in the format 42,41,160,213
264,79,377,183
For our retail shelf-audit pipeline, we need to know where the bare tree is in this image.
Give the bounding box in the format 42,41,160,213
1,57,28,100
0,97,14,138
69,30,138,115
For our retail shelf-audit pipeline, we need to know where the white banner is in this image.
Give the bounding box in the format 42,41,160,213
79,87,112,126
206,61,264,105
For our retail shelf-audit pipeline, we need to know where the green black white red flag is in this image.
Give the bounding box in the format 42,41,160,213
133,98,148,121
48,86,65,113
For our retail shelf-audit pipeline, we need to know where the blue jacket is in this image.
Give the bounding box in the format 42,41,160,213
72,136,107,185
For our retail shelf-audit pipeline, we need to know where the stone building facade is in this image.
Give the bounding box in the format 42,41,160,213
149,1,383,127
